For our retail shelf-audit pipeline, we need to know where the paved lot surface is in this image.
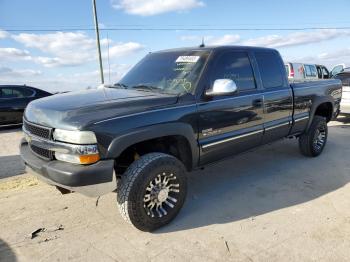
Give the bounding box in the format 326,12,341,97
0,118,350,262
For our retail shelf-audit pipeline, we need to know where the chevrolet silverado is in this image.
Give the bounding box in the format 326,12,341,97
20,46,342,231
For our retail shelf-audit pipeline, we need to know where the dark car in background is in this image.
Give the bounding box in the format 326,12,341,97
0,85,51,126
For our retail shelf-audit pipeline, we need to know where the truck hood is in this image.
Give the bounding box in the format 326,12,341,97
25,88,178,130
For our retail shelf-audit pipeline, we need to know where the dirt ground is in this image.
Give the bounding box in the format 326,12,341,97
0,117,350,262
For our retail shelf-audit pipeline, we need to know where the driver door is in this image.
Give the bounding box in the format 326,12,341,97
197,50,264,165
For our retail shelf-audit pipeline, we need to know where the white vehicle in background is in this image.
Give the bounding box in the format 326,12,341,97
285,62,304,82
285,62,319,82
330,64,348,77
333,67,350,114
303,64,319,80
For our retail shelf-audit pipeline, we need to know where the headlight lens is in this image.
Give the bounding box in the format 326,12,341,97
53,129,97,144
55,144,100,165
53,129,100,164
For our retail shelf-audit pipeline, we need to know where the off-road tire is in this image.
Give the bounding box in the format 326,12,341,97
299,116,328,157
117,152,187,232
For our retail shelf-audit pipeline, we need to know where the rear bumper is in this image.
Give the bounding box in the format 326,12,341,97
20,139,117,197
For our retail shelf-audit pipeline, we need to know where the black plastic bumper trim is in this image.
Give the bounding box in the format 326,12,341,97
20,139,114,187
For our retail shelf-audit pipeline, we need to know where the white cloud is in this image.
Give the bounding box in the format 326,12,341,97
0,66,42,77
12,32,95,53
242,29,350,48
180,29,350,48
285,48,350,68
0,63,132,92
0,48,32,61
105,42,144,59
207,34,241,45
180,34,240,45
10,31,143,67
111,0,205,16
12,32,95,67
73,63,132,85
0,30,9,39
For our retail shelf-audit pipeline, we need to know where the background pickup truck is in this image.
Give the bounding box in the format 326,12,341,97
20,46,342,231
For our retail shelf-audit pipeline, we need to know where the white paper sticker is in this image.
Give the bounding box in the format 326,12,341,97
176,56,200,63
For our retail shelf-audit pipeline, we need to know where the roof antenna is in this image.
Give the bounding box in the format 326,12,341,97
199,37,205,48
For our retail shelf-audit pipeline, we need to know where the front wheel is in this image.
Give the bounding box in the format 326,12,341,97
117,153,187,232
299,115,328,157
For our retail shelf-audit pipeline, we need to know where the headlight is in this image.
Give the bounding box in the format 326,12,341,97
53,129,97,144
55,144,100,165
53,129,100,164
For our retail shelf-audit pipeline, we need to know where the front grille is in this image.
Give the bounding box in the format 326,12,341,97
29,144,54,160
23,119,54,160
23,120,52,140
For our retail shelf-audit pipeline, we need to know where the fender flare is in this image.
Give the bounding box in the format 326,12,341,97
106,123,199,169
306,96,334,131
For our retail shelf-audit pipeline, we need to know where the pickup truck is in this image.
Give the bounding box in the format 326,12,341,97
20,46,342,231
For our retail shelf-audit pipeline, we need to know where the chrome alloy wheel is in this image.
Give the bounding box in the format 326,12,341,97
143,172,180,218
313,124,326,151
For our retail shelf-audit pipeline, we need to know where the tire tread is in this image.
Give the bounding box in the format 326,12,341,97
299,115,327,157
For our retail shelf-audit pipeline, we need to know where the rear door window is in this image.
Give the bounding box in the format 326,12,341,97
255,51,284,88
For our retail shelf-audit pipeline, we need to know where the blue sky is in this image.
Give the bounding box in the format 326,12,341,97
1,0,350,92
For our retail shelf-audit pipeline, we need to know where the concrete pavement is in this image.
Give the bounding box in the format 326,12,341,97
0,120,349,261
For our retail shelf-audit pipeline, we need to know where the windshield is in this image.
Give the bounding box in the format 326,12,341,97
116,50,210,95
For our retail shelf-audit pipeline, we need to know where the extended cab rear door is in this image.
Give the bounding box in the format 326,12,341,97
253,50,293,144
197,50,264,165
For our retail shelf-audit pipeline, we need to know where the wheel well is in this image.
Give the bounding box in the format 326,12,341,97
314,102,333,122
114,135,192,175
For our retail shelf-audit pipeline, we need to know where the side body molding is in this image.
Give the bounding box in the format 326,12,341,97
106,123,199,169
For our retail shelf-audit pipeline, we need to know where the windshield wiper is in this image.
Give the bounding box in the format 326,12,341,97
132,85,163,93
113,83,128,89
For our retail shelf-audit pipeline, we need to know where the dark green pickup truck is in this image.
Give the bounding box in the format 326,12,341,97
21,45,342,231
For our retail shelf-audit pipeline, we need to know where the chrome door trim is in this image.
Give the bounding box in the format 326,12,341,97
264,122,290,131
295,116,309,122
202,129,263,149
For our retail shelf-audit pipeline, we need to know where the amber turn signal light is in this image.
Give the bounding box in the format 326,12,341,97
79,154,100,165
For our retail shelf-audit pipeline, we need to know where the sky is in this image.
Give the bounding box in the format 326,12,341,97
0,0,350,92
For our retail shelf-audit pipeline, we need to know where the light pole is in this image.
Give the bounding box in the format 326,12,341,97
92,0,104,85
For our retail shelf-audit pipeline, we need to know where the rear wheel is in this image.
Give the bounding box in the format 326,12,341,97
117,152,187,232
299,116,328,157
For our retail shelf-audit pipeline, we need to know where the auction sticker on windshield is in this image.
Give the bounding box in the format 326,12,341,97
176,56,200,63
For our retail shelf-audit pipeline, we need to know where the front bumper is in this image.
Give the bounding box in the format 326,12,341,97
20,139,117,197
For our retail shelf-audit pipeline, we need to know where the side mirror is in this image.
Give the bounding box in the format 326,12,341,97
205,79,238,97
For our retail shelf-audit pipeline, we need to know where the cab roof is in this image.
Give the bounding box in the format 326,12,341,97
153,45,277,54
